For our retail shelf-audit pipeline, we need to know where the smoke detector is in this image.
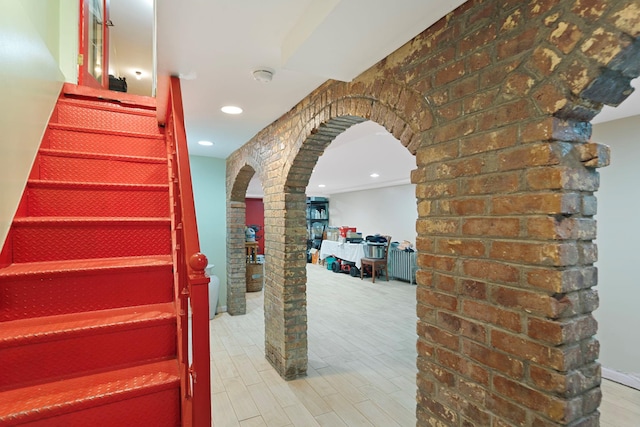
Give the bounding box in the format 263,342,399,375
253,68,274,83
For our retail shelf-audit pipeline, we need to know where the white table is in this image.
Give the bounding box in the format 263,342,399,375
319,240,366,269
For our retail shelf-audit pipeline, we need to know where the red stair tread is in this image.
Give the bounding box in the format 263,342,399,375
54,99,160,135
56,98,156,116
27,179,169,191
0,359,179,425
25,181,170,217
45,124,165,158
0,302,176,349
38,148,166,164
0,255,172,278
13,216,170,225
62,82,157,110
48,123,164,140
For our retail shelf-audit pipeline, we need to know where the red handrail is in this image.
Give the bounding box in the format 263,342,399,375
165,76,211,427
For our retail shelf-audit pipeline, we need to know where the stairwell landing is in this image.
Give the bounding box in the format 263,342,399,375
0,84,182,426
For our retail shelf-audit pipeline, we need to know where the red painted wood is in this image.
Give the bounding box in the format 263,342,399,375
246,197,265,255
166,76,212,427
0,256,173,322
54,99,160,134
37,150,167,184
0,84,187,424
63,82,156,109
12,217,171,262
26,181,170,217
0,303,176,389
46,124,165,157
0,360,180,426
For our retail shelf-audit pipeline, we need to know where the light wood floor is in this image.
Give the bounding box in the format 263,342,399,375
210,263,640,426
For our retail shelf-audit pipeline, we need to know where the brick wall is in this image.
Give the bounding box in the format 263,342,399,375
226,0,640,424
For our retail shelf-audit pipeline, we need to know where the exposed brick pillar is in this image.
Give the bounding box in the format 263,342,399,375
413,115,607,425
226,200,247,315
263,191,308,379
410,0,638,425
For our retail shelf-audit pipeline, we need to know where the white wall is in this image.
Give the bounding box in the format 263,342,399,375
0,0,69,248
329,184,417,245
190,155,228,310
592,115,640,385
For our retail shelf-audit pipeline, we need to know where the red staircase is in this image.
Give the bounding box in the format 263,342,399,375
0,85,184,425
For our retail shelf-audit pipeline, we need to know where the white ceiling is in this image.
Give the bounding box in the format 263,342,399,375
122,1,639,198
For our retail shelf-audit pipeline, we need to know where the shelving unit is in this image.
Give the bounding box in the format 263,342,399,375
306,197,329,262
306,197,329,240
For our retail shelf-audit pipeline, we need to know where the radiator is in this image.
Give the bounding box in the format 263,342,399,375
388,248,417,284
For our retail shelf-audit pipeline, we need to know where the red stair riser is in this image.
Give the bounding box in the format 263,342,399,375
0,323,176,389
55,100,160,135
0,268,173,322
27,186,169,217
59,97,156,114
38,154,167,185
0,359,179,425
12,222,171,262
45,126,166,158
17,387,179,427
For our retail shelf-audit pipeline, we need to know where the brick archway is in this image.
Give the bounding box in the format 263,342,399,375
227,0,640,424
226,164,258,315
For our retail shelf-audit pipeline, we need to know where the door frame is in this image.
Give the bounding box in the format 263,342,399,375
78,0,110,89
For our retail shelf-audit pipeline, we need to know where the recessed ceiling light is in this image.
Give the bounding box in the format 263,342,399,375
221,105,243,114
198,140,213,146
318,184,326,188
370,173,380,178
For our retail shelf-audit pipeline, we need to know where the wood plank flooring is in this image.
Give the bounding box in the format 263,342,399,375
210,263,640,426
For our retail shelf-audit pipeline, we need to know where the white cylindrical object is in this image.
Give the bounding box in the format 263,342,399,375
205,264,220,320
208,274,220,320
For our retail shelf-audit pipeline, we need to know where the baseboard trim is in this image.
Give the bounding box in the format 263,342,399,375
602,367,640,390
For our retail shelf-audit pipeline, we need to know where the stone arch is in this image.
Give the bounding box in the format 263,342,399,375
263,89,429,380
225,0,640,423
226,163,259,315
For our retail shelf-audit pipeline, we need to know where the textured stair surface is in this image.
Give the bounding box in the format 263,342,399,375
0,85,180,425
0,303,176,389
0,256,174,321
54,98,161,134
0,359,180,426
37,149,168,184
26,180,170,217
12,217,171,262
45,124,165,157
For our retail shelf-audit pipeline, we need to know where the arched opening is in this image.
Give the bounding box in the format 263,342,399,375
260,100,423,381
305,119,419,425
592,88,640,392
227,164,259,316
